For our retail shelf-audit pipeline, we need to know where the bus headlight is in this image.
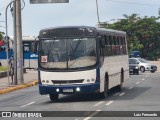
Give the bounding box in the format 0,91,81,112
76,87,80,92
56,88,60,92
46,80,49,83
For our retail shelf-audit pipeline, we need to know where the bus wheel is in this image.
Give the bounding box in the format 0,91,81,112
117,70,124,91
49,94,59,101
100,74,109,98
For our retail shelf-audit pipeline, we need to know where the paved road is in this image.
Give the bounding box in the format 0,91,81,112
0,71,160,120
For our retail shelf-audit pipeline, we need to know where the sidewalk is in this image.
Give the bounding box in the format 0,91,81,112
0,70,38,94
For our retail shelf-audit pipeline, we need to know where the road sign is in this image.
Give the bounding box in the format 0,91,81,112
30,0,69,4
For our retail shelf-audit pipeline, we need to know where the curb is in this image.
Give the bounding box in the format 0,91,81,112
0,81,38,95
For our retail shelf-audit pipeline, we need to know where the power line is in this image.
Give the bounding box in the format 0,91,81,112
105,0,160,7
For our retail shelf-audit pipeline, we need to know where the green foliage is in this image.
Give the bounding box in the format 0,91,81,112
100,13,160,60
0,31,4,40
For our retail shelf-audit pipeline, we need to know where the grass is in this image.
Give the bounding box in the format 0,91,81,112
0,66,8,71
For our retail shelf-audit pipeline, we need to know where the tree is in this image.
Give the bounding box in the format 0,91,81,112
0,31,4,40
100,13,160,60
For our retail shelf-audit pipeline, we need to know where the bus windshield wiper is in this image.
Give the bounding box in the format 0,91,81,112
69,36,83,59
43,37,56,63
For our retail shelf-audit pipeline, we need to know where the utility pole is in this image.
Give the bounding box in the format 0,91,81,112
13,0,17,85
96,0,100,24
15,0,24,84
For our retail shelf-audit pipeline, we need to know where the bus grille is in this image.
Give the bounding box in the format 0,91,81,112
51,79,84,84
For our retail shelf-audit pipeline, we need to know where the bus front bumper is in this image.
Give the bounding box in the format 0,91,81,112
39,83,100,95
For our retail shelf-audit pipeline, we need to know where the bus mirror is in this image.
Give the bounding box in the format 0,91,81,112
97,36,105,48
35,36,39,41
31,41,38,53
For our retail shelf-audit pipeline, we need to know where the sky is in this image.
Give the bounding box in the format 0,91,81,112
0,0,160,36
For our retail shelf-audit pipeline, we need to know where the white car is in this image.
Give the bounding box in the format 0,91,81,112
129,58,157,73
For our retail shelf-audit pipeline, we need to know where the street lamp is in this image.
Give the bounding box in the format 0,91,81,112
5,0,15,86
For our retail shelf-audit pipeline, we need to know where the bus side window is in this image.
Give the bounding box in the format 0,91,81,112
117,36,120,45
120,37,123,55
105,35,109,45
108,35,112,56
100,42,104,62
104,35,109,56
31,42,38,53
122,37,126,54
112,36,116,55
116,36,120,55
23,42,30,53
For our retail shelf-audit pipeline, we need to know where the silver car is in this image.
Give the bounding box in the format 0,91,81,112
129,58,157,73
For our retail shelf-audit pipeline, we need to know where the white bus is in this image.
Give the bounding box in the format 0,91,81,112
38,26,129,101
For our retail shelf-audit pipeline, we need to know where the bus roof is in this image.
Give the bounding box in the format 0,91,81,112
39,26,126,36
96,27,126,36
39,26,126,38
40,26,95,31
9,36,37,41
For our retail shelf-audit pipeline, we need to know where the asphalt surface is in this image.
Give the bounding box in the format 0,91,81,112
0,71,160,120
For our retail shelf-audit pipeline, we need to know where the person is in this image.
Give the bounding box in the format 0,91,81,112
9,56,14,85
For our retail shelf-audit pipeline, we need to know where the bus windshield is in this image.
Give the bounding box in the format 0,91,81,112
39,37,97,70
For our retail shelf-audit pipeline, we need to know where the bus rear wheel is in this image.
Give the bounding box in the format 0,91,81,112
116,70,124,91
49,94,59,101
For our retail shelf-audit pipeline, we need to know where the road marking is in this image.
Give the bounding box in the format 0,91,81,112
129,87,134,89
83,110,101,120
142,78,145,81
136,82,140,84
113,93,120,96
94,101,104,107
119,92,125,96
20,101,35,107
106,100,114,106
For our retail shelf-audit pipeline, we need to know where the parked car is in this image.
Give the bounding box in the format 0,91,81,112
129,58,157,73
129,51,141,58
129,59,139,75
